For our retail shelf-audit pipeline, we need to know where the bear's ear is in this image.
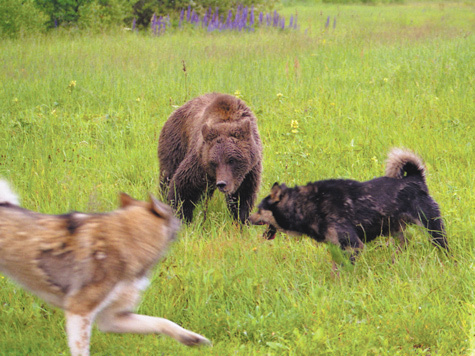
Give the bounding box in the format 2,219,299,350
269,182,283,204
202,124,219,142
231,120,251,140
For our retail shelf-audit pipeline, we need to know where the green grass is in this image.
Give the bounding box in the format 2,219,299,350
0,1,474,355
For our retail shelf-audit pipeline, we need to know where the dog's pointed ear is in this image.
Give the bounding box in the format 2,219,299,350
119,193,135,208
149,194,172,218
269,182,283,203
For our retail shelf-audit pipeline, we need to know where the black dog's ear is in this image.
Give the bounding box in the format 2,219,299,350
269,182,283,203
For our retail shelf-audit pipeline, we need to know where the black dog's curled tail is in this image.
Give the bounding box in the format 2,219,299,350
385,148,426,181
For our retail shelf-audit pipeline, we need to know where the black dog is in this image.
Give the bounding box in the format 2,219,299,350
250,148,448,260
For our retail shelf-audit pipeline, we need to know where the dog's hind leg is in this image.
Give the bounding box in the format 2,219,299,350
422,213,448,250
416,200,448,251
99,313,211,346
65,311,94,356
95,282,211,347
342,229,365,263
326,224,364,263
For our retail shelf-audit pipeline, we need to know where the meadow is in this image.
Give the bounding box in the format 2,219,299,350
0,1,474,355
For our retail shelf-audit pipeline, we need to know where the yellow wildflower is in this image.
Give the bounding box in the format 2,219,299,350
67,80,77,93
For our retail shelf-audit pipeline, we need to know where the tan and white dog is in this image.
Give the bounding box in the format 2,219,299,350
0,180,210,356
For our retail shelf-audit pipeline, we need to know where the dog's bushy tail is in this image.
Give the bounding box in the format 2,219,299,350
0,180,20,205
385,148,426,181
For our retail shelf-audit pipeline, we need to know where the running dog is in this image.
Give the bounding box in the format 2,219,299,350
250,148,448,261
0,181,210,356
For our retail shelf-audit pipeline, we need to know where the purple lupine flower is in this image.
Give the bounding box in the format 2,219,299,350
249,6,254,27
234,7,240,29
215,12,220,30
54,18,58,28
273,11,279,27
259,12,263,25
241,6,248,30
266,13,271,26
157,16,162,35
179,9,184,27
132,18,136,31
187,5,191,22
226,10,232,29
280,17,285,30
289,15,293,28
325,16,330,29
191,10,197,25
219,14,225,30
151,13,156,34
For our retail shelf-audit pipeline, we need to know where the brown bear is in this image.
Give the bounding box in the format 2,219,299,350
158,93,262,223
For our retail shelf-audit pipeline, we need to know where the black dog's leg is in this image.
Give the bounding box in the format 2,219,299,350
418,202,448,251
326,224,364,264
338,226,365,263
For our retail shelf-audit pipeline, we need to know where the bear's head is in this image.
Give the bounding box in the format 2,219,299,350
201,120,258,194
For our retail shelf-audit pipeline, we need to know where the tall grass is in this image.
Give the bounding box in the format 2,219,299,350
0,2,474,355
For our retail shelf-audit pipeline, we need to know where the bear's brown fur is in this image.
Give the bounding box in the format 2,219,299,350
158,93,262,223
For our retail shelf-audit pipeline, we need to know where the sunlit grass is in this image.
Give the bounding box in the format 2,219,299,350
0,1,474,355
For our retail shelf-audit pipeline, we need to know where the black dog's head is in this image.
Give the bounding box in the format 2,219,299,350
249,182,297,240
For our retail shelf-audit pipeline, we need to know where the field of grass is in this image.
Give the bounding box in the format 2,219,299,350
0,1,474,355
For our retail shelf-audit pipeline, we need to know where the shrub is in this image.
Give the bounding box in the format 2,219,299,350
78,0,130,32
34,0,93,28
0,0,48,38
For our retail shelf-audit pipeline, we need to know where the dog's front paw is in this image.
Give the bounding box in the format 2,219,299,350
180,332,212,347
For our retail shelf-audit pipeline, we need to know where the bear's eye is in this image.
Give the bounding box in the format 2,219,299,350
228,158,235,165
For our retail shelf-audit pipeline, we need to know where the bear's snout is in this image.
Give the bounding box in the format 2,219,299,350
216,181,227,192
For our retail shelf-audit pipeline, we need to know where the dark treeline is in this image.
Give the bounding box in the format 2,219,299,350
0,0,404,38
0,0,278,38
